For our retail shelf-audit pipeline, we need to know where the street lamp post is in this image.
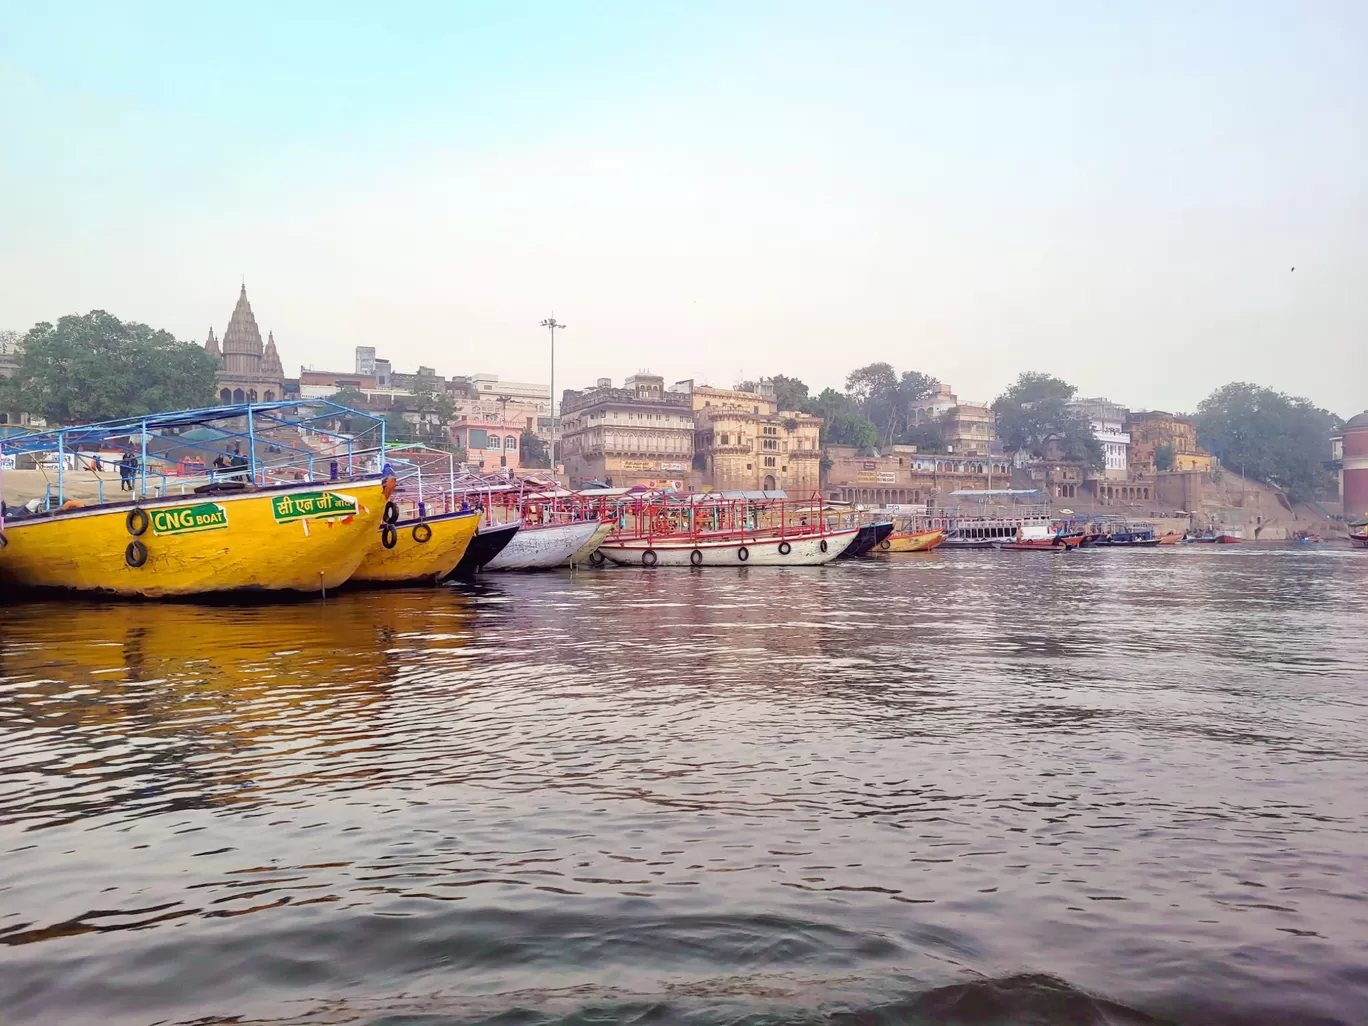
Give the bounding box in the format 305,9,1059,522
540,317,565,478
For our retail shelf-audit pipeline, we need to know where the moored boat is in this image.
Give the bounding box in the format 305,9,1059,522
878,528,945,552
1347,518,1368,547
0,477,390,598
0,399,395,599
838,521,894,559
349,509,480,587
446,520,520,576
568,519,614,567
482,519,601,571
596,526,859,567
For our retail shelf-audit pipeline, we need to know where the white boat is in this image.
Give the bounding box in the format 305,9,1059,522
596,527,859,567
482,519,602,571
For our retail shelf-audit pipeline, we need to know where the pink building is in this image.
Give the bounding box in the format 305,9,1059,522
448,396,539,471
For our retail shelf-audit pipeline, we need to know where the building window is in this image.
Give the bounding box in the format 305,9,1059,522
763,456,776,467
763,439,778,450
505,435,517,450
720,433,729,445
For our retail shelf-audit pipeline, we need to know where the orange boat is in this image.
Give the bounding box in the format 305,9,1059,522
878,528,944,553
1157,531,1184,545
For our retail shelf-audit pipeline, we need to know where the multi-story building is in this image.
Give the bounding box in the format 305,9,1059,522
1128,411,1212,474
559,375,695,488
909,380,960,426
204,285,285,404
823,446,1013,505
1068,397,1130,479
464,373,551,415
684,382,822,492
942,402,996,455
354,346,392,386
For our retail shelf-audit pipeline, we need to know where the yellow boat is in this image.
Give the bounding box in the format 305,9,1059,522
878,528,945,553
349,509,481,586
0,478,390,598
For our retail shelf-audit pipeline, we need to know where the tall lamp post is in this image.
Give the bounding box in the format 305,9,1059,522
540,317,565,479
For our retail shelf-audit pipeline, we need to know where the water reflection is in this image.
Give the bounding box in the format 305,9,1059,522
0,550,1366,1025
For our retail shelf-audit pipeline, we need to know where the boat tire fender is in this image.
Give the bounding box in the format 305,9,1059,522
778,541,791,556
381,524,398,549
642,549,658,567
820,539,829,553
383,501,400,525
689,548,703,566
126,508,150,537
879,539,891,551
412,523,433,544
589,549,606,567
737,546,749,562
125,539,148,568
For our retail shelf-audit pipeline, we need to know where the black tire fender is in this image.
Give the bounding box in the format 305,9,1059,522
383,501,400,525
778,541,791,556
689,548,703,566
381,524,398,549
589,549,606,567
820,539,829,553
412,522,433,544
125,539,148,568
879,539,891,550
642,549,658,567
126,508,150,537
737,546,749,562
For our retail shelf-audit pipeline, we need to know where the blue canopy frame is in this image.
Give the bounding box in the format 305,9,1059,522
0,399,386,508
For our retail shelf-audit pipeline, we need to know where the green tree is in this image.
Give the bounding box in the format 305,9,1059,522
1194,382,1342,502
735,379,760,392
991,371,1103,468
1154,444,1175,472
800,386,877,450
900,419,946,453
520,429,550,467
7,311,217,424
767,374,809,411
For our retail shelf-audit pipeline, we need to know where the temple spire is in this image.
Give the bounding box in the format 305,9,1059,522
204,327,220,358
262,331,283,377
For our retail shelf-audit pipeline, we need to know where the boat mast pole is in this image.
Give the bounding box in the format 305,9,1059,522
56,429,65,508
247,406,257,485
139,418,148,499
540,317,565,509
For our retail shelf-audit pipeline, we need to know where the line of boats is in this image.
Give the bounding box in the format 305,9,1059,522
0,400,1315,602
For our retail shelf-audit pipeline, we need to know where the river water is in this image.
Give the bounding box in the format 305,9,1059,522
1,546,1366,1025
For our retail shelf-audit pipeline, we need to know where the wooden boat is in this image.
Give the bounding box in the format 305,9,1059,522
838,521,894,559
0,399,398,599
1351,531,1368,548
1157,532,1184,545
879,528,945,552
597,525,859,567
482,519,601,570
568,519,614,567
446,520,520,576
1000,538,1073,551
348,509,480,587
0,477,391,598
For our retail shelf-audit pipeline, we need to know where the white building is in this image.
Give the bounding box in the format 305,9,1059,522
1069,397,1130,479
467,373,551,414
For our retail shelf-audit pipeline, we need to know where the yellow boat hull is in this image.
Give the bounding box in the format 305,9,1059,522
879,529,945,553
0,479,388,598
349,510,480,585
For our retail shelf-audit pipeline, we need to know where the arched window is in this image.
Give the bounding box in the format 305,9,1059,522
219,388,232,404
233,388,245,403
247,389,258,402
264,390,275,401
505,435,517,450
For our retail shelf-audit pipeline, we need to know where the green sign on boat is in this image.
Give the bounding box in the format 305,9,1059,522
271,491,359,524
151,502,229,536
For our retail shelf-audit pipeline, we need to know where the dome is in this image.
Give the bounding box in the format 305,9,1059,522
1345,411,1368,431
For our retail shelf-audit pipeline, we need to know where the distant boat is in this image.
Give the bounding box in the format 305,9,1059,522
1348,519,1368,547
596,526,859,567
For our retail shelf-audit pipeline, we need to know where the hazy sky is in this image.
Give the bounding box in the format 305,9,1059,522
2,1,1364,416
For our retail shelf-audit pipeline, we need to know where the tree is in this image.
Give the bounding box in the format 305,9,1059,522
991,371,1103,468
800,386,878,450
1154,444,1175,472
845,363,936,446
1194,382,1342,502
7,311,218,424
767,374,809,412
735,379,760,393
900,419,945,454
520,429,550,467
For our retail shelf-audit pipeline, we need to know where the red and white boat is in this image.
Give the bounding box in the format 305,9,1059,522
596,526,859,567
